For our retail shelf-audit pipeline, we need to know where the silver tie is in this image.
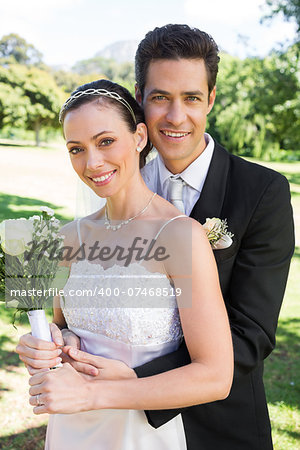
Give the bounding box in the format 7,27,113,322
168,177,185,213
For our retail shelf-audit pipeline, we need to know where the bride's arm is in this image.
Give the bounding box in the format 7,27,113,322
29,219,233,413
92,219,233,409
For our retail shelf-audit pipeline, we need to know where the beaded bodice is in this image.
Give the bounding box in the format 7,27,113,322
61,260,183,346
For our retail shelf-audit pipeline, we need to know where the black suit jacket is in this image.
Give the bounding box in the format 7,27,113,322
135,142,295,450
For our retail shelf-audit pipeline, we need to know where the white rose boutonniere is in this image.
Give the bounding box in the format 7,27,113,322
203,218,234,250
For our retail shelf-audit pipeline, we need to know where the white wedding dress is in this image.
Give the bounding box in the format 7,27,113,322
45,217,187,450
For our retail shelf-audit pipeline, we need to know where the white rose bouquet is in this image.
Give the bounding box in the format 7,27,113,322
203,218,234,250
0,207,68,345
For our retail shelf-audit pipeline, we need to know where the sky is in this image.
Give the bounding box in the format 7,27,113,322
0,0,297,67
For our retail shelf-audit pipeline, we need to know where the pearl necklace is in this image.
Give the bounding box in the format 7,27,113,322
104,193,157,231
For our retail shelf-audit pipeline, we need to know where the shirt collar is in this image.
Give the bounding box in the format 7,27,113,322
157,133,215,192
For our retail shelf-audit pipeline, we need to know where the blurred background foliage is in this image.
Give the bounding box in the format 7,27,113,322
0,0,299,160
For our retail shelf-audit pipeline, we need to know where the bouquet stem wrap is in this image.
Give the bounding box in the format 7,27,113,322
27,309,52,341
27,310,62,369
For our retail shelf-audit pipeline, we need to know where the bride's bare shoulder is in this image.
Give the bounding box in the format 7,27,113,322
151,194,205,232
59,220,79,247
84,208,105,221
151,202,207,249
60,208,105,236
150,193,185,219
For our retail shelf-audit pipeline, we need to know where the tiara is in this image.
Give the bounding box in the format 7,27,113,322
59,88,136,124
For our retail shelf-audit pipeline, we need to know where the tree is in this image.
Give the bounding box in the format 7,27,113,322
0,65,64,145
72,56,135,93
72,56,115,78
0,82,29,129
52,70,109,94
264,44,300,150
261,0,300,36
208,46,299,158
52,70,83,94
0,33,43,66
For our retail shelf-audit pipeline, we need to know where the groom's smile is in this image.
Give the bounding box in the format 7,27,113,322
160,129,191,141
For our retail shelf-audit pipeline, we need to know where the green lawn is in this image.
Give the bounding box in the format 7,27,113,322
0,145,299,449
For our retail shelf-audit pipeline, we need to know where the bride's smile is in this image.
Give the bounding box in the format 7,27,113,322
89,169,117,186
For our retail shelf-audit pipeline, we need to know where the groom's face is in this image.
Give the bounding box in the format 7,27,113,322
138,58,216,174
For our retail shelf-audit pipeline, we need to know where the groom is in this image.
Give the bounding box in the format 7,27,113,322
133,24,294,449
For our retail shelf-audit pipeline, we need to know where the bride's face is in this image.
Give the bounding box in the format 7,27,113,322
63,101,146,198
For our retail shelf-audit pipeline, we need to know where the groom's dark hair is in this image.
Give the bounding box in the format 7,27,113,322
135,24,220,99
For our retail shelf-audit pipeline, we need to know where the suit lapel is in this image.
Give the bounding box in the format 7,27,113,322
190,142,230,223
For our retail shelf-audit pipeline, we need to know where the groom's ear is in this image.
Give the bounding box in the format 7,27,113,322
135,83,142,106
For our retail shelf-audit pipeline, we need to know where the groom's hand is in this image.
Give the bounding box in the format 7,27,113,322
64,346,137,380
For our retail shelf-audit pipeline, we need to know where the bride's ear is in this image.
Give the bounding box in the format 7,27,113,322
135,123,148,152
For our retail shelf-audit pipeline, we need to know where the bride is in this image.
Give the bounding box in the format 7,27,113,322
16,79,233,449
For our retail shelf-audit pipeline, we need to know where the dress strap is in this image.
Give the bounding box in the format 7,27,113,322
76,218,83,248
153,215,187,242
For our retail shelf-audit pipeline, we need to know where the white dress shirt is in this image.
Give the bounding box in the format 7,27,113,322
141,133,215,216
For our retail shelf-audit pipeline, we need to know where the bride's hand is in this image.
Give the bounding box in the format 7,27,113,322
17,323,65,375
29,363,91,414
16,324,81,375
64,346,137,380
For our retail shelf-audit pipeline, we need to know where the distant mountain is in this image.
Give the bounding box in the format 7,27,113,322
95,40,139,63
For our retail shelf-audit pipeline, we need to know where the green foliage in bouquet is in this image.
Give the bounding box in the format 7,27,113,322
0,207,69,324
